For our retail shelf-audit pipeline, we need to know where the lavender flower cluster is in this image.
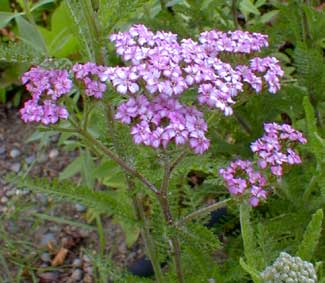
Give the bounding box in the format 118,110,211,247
107,24,283,152
220,123,307,206
71,62,107,99
20,24,284,155
251,123,307,176
115,95,209,154
20,67,72,124
219,160,267,207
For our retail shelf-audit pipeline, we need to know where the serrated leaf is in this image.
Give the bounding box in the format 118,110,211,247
0,12,18,29
297,209,323,261
239,258,261,283
260,10,279,24
38,2,78,57
81,150,96,189
15,15,47,53
117,218,140,247
59,155,83,180
239,0,260,20
31,0,54,12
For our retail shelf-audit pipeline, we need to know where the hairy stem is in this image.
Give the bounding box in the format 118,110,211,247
175,198,231,227
103,99,164,281
79,128,159,194
133,189,165,283
22,0,49,55
232,0,239,29
159,158,185,283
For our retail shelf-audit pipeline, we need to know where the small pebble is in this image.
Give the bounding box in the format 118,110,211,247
75,204,87,213
41,252,51,262
16,188,31,196
10,163,21,173
72,258,83,268
39,272,59,282
0,146,5,155
25,155,35,164
84,266,93,275
36,193,48,205
83,274,92,283
38,153,48,163
49,149,59,159
9,148,21,159
40,233,57,248
6,189,16,197
50,134,60,143
71,269,83,281
1,196,8,204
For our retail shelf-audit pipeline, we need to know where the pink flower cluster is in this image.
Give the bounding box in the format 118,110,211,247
20,25,285,154
71,63,107,99
20,66,72,124
106,24,284,153
219,160,267,207
108,25,283,114
251,123,307,176
115,95,209,154
199,30,269,54
220,123,306,206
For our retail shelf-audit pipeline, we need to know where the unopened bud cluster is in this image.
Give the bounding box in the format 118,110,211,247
260,252,317,283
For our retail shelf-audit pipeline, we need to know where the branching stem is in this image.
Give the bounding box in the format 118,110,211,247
79,128,159,195
175,198,231,227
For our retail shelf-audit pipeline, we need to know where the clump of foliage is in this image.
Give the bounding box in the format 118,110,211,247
1,1,325,283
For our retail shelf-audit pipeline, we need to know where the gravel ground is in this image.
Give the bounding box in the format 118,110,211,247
0,109,144,283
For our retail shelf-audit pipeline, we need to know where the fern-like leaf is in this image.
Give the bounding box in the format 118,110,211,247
8,175,136,223
297,208,323,261
0,41,46,64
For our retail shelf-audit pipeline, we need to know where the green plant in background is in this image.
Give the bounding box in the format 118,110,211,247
1,0,325,283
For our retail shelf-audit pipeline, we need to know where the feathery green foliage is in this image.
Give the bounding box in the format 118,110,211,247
297,209,324,261
7,175,136,223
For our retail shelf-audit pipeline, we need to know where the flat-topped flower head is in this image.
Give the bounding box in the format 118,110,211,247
109,25,284,118
219,160,268,206
20,66,72,125
72,63,107,99
251,123,307,176
115,95,209,154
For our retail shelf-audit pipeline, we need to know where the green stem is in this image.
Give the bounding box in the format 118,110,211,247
232,0,239,29
103,99,164,282
133,190,165,283
159,159,185,283
79,128,159,194
234,112,252,135
95,214,106,257
22,0,49,56
175,198,231,227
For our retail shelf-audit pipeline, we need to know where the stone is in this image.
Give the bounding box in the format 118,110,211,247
38,153,48,163
39,272,59,282
71,269,83,281
72,258,83,268
75,203,87,212
48,149,59,159
9,148,21,159
10,163,21,173
0,146,5,155
41,252,51,262
40,233,57,248
25,155,35,165
1,196,8,204
5,189,16,197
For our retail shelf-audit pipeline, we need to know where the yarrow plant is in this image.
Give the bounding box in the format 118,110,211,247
18,24,308,283
219,122,307,206
20,67,72,124
20,24,285,155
